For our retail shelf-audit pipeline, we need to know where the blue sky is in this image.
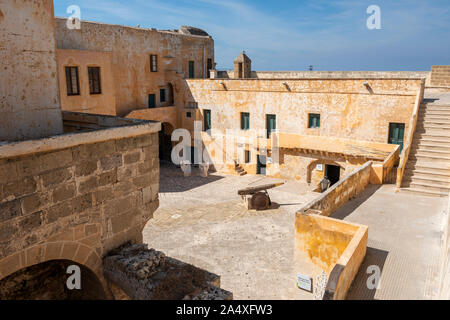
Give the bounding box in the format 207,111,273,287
54,0,450,71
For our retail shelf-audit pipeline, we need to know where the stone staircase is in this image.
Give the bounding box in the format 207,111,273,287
234,161,247,176
402,101,450,197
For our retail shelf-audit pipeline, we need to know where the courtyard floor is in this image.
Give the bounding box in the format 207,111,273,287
143,163,447,300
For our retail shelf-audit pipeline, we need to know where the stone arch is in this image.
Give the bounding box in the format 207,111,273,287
307,159,344,184
0,241,107,299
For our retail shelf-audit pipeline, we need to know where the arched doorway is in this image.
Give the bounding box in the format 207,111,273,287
307,159,344,185
0,260,107,300
159,122,174,162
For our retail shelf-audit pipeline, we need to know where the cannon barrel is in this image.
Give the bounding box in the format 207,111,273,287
238,182,285,196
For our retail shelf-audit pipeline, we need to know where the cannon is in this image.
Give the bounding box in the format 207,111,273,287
238,182,285,210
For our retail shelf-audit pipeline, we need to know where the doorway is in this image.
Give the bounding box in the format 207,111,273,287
325,165,340,186
257,155,267,175
159,123,173,162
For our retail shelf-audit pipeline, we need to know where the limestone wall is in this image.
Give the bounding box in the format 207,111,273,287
0,0,63,141
0,119,160,286
440,194,450,299
184,79,421,144
298,162,372,217
55,18,214,117
294,213,368,300
57,49,117,115
430,66,450,87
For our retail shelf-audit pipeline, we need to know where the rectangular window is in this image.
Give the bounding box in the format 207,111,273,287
160,89,166,103
207,58,213,72
241,112,250,130
308,113,321,128
88,67,102,95
266,114,276,139
65,66,80,96
150,55,158,72
203,109,211,132
189,61,195,79
186,112,192,118
245,150,251,164
148,94,156,108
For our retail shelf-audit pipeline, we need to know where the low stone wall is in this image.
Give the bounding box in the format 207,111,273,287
218,70,429,81
430,66,450,87
297,162,372,217
294,213,368,300
0,117,160,294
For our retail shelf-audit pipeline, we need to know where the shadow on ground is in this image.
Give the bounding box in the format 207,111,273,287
345,246,389,300
330,184,381,220
159,161,224,193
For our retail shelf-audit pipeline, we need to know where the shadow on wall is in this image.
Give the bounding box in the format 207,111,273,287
344,246,389,300
330,184,381,220
159,162,224,193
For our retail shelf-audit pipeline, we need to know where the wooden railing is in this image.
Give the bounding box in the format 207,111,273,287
396,79,426,190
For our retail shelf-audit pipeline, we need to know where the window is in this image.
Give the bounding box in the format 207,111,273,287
266,114,276,139
241,112,250,130
148,94,156,108
308,113,320,128
388,123,405,151
189,61,195,79
150,55,158,72
207,58,213,73
186,112,192,118
65,66,80,96
160,89,166,103
88,67,101,94
203,109,211,132
245,150,251,164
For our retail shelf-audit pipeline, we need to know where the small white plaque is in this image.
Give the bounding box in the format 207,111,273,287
297,274,313,292
316,164,323,171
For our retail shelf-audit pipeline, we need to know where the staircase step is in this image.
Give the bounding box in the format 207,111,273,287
420,119,450,125
409,149,450,158
418,114,450,121
407,180,450,193
421,110,450,116
406,160,450,171
404,167,450,179
417,124,450,130
415,128,450,136
411,141,450,152
404,174,450,187
400,186,449,197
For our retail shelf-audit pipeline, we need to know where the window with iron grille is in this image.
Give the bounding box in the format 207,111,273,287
88,67,102,95
65,66,80,96
150,55,158,72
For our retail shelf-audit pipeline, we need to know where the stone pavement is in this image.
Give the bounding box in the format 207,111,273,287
143,163,318,299
331,184,447,300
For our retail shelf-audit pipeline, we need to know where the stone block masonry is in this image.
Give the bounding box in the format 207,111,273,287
0,130,160,283
430,66,450,87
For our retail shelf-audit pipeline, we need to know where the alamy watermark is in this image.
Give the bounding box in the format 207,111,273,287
367,5,382,30
66,5,81,30
66,265,81,290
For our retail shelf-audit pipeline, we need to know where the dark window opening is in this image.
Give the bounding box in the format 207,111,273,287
65,66,80,96
207,58,213,73
88,67,101,95
241,112,250,130
160,89,166,103
189,61,195,79
148,94,156,108
150,55,158,72
308,113,321,128
203,109,211,132
186,112,192,118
